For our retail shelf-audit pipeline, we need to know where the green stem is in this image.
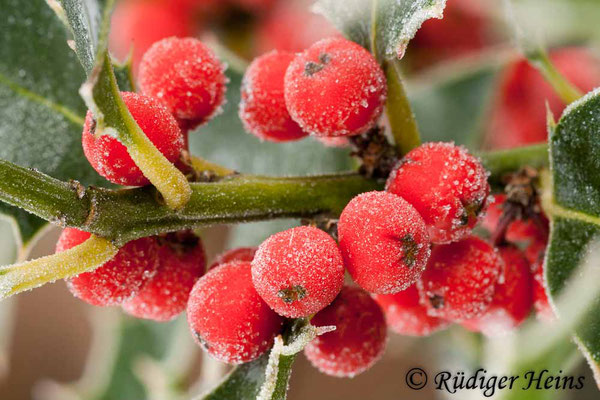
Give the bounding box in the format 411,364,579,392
0,235,118,299
479,143,549,185
528,49,583,105
0,160,380,246
384,59,421,155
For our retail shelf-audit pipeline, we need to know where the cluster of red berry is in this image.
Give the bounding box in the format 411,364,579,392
186,142,548,377
239,37,387,142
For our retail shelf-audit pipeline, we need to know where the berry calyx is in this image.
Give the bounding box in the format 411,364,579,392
375,285,449,336
251,226,344,318
462,245,533,336
338,191,430,294
284,37,387,137
187,261,283,364
82,92,184,186
208,247,257,270
138,37,227,128
240,50,307,142
304,286,387,378
418,236,503,321
386,142,490,244
122,231,206,322
56,228,159,306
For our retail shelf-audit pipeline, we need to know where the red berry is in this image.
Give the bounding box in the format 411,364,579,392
386,142,490,244
56,228,159,307
255,1,339,54
375,285,449,336
82,92,184,186
187,261,283,364
231,0,277,11
208,247,257,270
418,236,503,321
240,51,307,142
338,191,431,294
139,37,227,128
486,47,600,149
251,226,344,318
481,194,549,244
532,258,555,322
109,0,195,69
122,231,206,322
304,286,387,378
284,37,387,137
462,245,533,336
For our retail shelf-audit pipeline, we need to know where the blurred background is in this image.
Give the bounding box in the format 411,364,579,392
2,0,600,398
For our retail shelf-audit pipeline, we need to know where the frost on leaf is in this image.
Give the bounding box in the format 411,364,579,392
313,0,447,59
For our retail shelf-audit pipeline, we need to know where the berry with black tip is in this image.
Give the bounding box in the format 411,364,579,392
386,142,490,244
284,37,387,137
251,226,344,318
338,191,430,294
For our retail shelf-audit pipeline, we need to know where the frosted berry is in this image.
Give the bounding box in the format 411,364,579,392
338,191,430,294
56,228,159,307
187,261,283,364
486,47,600,149
240,51,307,142
375,285,449,336
122,231,205,322
255,1,339,54
462,245,533,336
138,37,227,128
304,286,387,378
110,0,195,68
82,92,184,186
418,236,503,321
208,247,257,270
251,226,344,318
284,37,387,137
386,142,490,244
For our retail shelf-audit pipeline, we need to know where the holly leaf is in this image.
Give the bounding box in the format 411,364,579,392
56,0,110,74
0,0,108,247
313,0,447,60
546,88,600,384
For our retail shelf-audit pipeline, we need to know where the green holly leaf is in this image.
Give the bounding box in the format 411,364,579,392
313,0,447,60
546,88,600,384
0,0,108,247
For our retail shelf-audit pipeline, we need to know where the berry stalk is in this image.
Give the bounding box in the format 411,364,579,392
527,48,584,105
0,235,119,299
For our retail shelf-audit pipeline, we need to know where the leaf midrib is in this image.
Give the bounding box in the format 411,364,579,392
0,71,84,126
